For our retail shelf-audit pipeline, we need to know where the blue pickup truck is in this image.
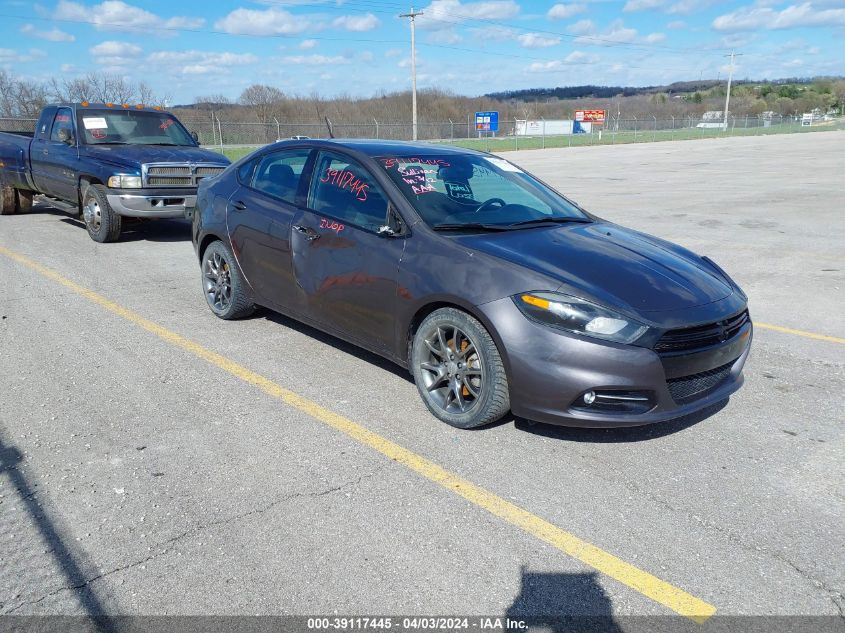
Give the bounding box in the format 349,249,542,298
0,103,230,242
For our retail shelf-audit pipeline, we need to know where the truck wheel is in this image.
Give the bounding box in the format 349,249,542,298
15,190,33,214
0,185,15,215
82,185,122,243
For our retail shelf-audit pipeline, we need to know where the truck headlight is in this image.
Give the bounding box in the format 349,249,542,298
108,175,142,188
514,292,649,345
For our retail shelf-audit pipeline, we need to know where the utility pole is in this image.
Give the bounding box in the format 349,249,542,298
400,7,423,141
723,50,743,131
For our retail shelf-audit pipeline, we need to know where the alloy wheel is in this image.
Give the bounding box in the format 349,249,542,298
203,250,233,312
418,324,483,414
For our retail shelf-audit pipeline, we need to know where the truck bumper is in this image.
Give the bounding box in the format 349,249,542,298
106,193,197,219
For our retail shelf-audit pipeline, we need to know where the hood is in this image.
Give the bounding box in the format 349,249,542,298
454,222,732,314
81,144,230,169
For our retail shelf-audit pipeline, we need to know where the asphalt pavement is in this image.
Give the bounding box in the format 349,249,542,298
0,131,842,627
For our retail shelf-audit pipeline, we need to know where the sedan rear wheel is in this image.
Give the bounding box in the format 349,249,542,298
412,308,510,429
201,241,254,320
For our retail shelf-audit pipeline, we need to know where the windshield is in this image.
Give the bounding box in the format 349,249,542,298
378,154,589,229
76,110,195,146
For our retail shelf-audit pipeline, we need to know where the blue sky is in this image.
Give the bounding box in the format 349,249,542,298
1,0,843,103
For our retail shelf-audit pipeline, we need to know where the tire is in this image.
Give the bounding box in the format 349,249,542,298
201,241,255,320
15,189,33,214
0,184,15,215
82,185,122,242
411,307,510,429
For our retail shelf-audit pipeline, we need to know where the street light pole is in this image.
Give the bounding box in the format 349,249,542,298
723,50,743,131
400,7,423,141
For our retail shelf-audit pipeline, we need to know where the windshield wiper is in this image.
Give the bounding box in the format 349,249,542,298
433,222,511,232
507,216,592,228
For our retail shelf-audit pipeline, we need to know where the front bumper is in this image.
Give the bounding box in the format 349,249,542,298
106,188,197,218
479,297,752,428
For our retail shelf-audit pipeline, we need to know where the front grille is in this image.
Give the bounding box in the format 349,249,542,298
143,163,225,188
655,310,749,353
667,360,735,404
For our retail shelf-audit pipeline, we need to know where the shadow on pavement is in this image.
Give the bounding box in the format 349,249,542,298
514,398,728,443
0,435,111,628
506,566,623,632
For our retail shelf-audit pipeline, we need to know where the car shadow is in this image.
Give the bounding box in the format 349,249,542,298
513,398,728,443
506,566,623,632
0,434,114,629
55,216,192,243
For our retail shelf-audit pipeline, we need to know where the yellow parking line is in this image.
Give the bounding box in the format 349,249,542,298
0,245,716,623
755,322,845,345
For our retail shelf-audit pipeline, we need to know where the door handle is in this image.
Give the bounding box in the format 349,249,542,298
293,224,320,241
42,150,49,156
230,200,247,211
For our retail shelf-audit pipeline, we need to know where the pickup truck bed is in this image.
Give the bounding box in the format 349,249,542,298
0,103,229,242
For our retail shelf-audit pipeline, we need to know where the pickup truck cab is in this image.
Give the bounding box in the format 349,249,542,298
0,102,229,242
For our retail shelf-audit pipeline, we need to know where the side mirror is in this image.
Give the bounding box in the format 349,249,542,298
378,203,405,237
191,131,200,144
58,128,74,145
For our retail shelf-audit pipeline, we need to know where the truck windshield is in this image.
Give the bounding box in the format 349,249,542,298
76,110,195,146
378,154,589,229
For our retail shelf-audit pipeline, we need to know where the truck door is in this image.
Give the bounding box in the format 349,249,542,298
31,107,79,202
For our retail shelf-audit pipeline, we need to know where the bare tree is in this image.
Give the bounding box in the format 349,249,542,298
0,70,48,117
239,84,285,123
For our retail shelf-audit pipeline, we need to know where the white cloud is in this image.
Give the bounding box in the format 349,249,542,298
89,40,142,66
564,50,599,63
575,20,638,45
53,0,204,33
624,0,665,11
469,25,516,40
713,2,845,31
282,54,351,65
667,0,719,14
332,14,380,32
384,48,403,58
20,24,75,42
147,50,259,75
646,32,667,42
426,29,463,44
215,6,310,36
517,32,561,48
567,19,594,35
547,3,586,19
667,20,686,28
528,60,566,72
418,0,519,31
299,39,318,49
0,48,47,63
807,45,820,54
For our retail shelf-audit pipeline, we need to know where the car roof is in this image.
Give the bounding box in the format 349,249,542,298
270,138,488,158
49,102,169,112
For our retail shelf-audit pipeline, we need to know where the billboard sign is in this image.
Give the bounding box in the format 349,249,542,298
575,109,607,124
475,111,499,132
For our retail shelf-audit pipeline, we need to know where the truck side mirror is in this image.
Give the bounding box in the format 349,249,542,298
58,128,74,145
191,131,200,144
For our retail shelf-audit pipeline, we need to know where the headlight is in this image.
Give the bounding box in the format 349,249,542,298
514,292,649,344
107,174,142,188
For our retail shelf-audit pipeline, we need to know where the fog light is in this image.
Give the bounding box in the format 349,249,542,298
583,391,596,405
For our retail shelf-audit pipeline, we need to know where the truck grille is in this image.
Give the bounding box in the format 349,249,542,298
143,163,225,187
655,310,749,354
666,360,735,404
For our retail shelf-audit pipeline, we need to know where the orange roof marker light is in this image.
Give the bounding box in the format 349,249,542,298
136,104,144,109
153,106,162,111
105,102,114,108
122,103,129,109
80,101,89,107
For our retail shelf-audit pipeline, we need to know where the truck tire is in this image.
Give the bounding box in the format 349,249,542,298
15,190,33,214
0,184,15,215
82,185,122,243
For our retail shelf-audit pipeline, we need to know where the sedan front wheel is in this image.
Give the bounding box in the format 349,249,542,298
201,241,255,320
412,308,510,429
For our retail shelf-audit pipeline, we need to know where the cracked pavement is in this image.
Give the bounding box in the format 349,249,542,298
1,132,843,621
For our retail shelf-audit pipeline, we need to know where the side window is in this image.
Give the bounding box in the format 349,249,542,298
50,108,74,143
250,149,310,204
237,158,257,184
309,152,388,231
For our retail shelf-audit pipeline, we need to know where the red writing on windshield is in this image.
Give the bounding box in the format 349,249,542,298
159,119,175,130
320,168,369,201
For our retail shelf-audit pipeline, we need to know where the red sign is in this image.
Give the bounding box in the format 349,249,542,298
575,110,607,124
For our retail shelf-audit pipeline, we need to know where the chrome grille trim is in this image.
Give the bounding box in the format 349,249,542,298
141,163,226,188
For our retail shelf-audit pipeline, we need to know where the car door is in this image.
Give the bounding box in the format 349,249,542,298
31,107,79,201
290,150,406,352
226,148,312,313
